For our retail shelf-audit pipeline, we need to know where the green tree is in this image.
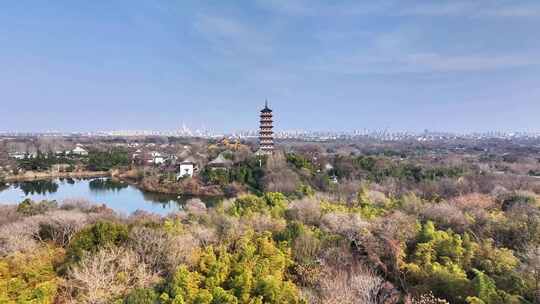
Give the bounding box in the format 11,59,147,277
161,232,302,304
64,221,129,267
124,288,159,304
86,149,129,171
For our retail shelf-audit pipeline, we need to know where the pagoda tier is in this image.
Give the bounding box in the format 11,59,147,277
258,101,275,154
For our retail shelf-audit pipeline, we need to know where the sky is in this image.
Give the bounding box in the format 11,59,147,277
1,0,540,133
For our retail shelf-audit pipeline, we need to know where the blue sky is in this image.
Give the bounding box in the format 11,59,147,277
1,0,539,133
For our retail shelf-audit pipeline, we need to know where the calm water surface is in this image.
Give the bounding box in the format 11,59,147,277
0,178,219,215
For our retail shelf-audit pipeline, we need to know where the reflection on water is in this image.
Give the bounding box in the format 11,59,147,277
89,178,128,192
0,178,222,215
62,177,76,185
14,180,60,195
140,190,222,208
141,190,177,204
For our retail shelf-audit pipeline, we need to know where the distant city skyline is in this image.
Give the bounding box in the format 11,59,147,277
1,1,540,133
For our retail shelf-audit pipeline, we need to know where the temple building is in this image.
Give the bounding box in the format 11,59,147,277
258,101,274,155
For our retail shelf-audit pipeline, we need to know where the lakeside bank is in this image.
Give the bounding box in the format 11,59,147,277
4,170,110,182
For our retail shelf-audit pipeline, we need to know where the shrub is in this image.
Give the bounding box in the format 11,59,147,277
65,221,129,266
16,199,57,216
501,191,537,211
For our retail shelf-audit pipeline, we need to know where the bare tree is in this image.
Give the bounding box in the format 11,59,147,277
287,197,322,226
523,245,540,304
263,151,301,194
38,210,89,246
319,263,385,304
166,233,200,272
0,218,40,256
373,211,418,244
240,213,286,233
129,226,171,274
189,224,217,247
421,202,470,233
321,212,368,240
0,205,22,226
67,247,158,304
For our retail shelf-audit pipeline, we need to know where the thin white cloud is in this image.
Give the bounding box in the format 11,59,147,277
256,0,540,18
405,53,540,72
193,14,273,56
255,0,395,16
481,5,540,17
403,2,540,18
398,2,479,16
311,52,540,75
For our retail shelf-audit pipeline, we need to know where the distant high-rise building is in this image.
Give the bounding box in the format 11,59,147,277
258,100,274,155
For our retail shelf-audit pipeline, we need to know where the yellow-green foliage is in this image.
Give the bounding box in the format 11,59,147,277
164,219,185,234
319,201,384,219
319,201,349,214
466,297,486,304
404,221,524,304
404,221,474,303
320,185,390,220
473,239,518,276
228,193,288,218
0,247,63,304
162,232,303,304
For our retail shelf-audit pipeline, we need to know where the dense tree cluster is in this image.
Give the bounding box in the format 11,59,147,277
86,148,130,171
3,141,540,303
17,150,75,171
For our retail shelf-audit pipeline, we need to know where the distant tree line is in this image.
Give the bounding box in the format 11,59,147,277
16,151,75,171
86,149,130,171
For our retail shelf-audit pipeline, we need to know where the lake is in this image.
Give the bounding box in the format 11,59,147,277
0,178,220,215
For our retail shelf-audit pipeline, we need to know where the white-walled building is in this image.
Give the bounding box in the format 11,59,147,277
149,151,165,165
177,157,197,179
72,146,88,156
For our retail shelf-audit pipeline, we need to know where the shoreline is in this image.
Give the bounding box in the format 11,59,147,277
1,171,228,198
4,171,111,182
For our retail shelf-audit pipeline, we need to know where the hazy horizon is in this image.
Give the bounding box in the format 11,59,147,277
2,1,540,133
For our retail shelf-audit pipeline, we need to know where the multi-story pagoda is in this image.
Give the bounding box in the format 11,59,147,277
258,100,274,155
